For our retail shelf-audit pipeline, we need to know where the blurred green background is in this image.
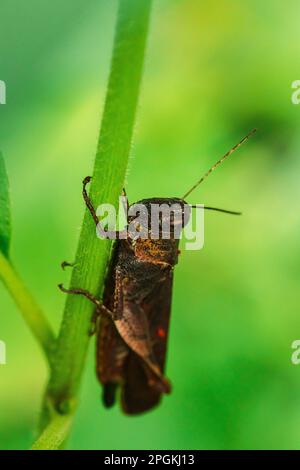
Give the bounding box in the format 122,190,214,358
1,0,300,450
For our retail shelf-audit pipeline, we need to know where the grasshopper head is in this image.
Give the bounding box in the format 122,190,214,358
127,197,191,240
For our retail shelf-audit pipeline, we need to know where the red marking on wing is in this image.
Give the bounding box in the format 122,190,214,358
157,327,166,338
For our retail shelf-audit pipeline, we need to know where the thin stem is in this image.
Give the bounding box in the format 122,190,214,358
0,251,55,361
38,0,153,442
31,412,73,450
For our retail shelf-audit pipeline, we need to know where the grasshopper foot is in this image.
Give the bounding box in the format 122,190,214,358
61,261,75,271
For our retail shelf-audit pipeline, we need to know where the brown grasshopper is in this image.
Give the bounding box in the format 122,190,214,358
59,129,256,414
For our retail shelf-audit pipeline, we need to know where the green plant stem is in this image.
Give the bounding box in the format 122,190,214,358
0,251,55,361
36,0,153,445
31,412,73,450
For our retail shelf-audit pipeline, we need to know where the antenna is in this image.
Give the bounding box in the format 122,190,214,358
182,128,257,200
190,205,241,216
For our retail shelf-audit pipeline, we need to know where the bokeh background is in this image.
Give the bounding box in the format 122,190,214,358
1,0,300,450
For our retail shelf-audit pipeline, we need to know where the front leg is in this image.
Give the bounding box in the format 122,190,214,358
82,176,99,226
61,261,76,271
83,176,129,239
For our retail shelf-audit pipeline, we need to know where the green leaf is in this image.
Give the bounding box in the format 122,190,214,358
0,152,11,258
